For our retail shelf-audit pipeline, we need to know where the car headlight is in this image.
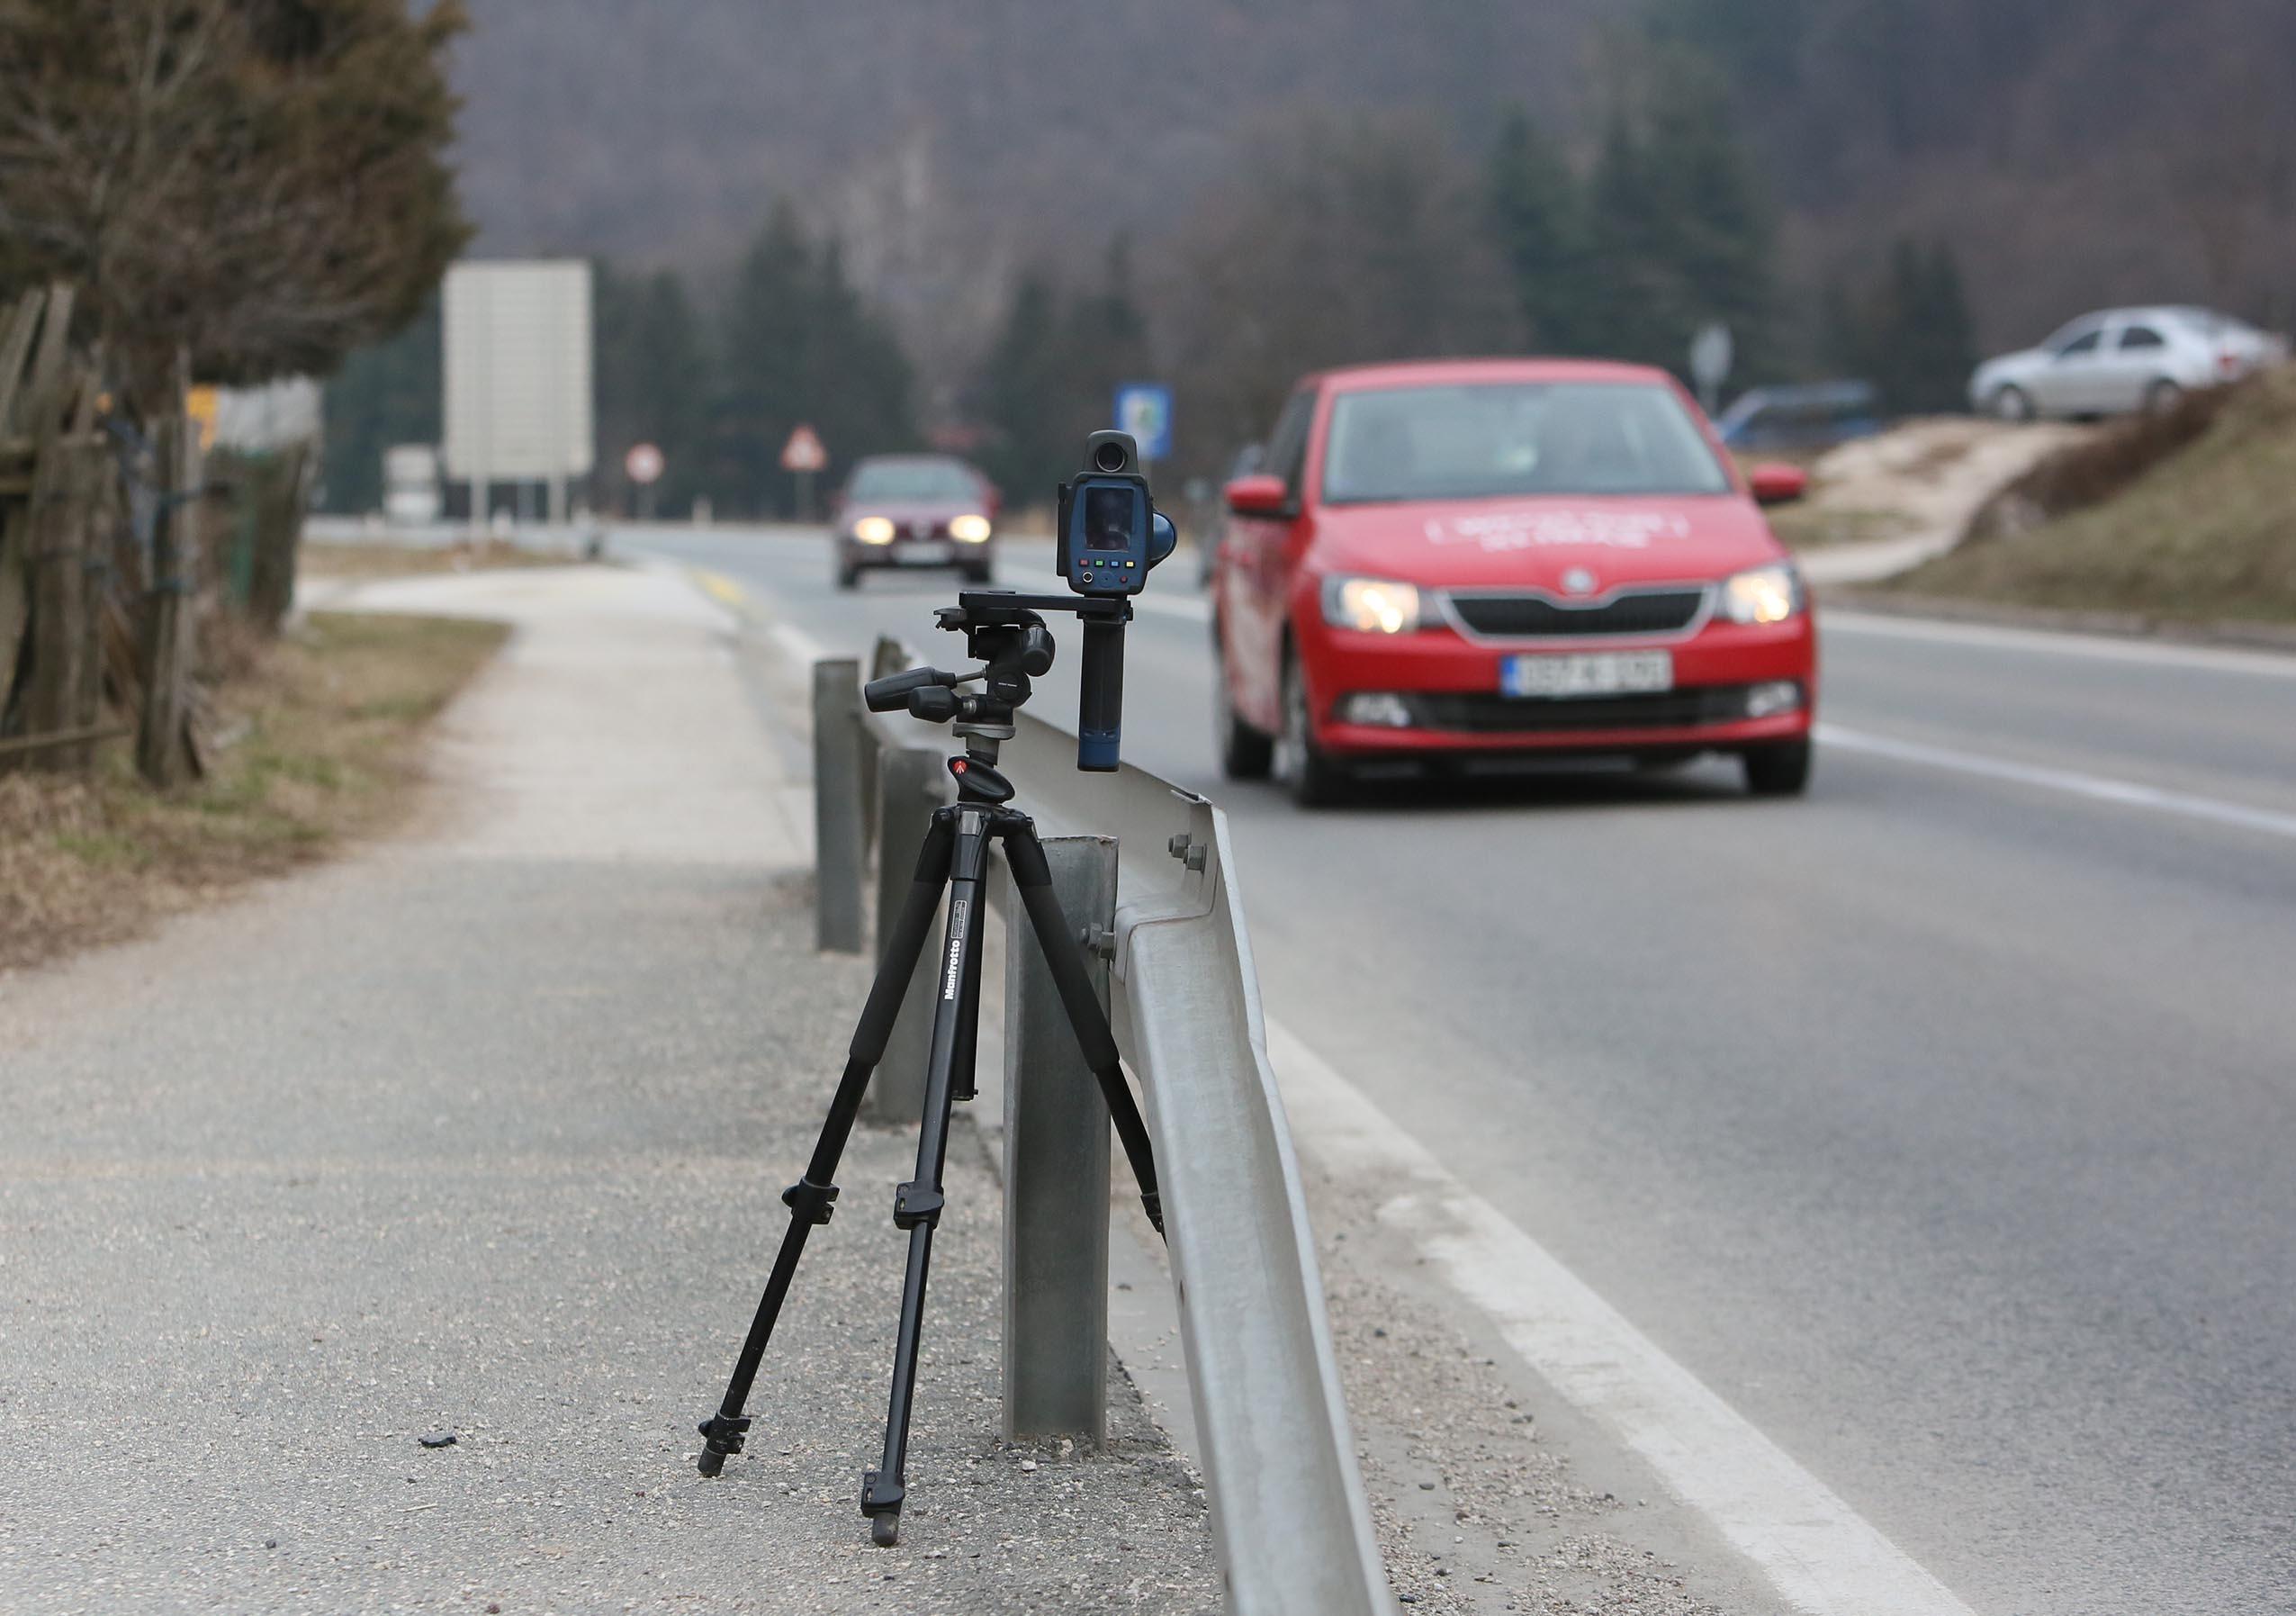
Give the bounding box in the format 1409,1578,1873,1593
1718,564,1804,626
852,516,896,546
949,513,992,544
1320,576,1421,635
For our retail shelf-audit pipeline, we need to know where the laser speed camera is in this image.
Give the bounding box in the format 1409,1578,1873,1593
1057,430,1177,597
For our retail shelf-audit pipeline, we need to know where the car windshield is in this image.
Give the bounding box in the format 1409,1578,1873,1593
847,460,978,502
1320,382,1731,503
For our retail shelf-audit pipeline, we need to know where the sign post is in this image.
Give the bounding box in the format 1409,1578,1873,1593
625,440,664,522
1112,383,1174,465
1689,322,1734,418
781,422,828,520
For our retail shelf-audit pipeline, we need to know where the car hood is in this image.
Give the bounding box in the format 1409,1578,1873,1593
1309,494,1788,589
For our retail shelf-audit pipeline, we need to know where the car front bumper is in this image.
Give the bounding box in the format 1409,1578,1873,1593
841,538,995,568
1301,614,1817,758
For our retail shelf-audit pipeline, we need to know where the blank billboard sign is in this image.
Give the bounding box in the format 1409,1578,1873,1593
442,259,593,482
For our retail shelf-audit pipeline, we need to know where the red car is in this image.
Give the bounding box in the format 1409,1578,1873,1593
1211,358,1817,804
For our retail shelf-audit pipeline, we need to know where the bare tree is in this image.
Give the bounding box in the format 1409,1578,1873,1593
0,0,469,418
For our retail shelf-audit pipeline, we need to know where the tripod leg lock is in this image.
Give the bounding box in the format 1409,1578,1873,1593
1140,1188,1165,1237
860,1468,905,1518
781,1178,839,1225
697,1413,752,1475
891,1180,944,1230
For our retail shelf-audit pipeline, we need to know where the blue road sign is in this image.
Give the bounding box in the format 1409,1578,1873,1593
1113,383,1174,462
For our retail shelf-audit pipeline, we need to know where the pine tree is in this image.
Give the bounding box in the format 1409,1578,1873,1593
712,204,917,517
319,297,441,514
715,203,817,516
1485,109,1589,354
1576,53,1776,383
977,270,1067,501
1580,113,1672,364
597,265,712,516
1819,237,1977,413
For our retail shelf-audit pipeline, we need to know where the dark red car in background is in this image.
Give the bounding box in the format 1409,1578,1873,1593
833,454,1000,589
1211,358,1817,805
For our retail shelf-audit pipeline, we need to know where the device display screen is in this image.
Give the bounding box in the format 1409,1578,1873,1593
1084,485,1139,552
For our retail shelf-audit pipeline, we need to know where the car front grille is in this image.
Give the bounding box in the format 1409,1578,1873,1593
1446,588,1706,638
1406,683,1778,734
895,519,947,541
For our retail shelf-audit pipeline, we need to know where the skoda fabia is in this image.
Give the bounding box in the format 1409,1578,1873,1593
1210,358,1818,805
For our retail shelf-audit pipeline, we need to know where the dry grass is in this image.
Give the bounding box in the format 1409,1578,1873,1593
1892,367,2296,625
0,611,507,972
300,537,568,579
1763,502,1922,550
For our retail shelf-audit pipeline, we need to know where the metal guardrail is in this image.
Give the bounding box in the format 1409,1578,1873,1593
815,639,1391,1616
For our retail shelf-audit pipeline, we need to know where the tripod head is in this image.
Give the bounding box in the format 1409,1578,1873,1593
862,589,1136,771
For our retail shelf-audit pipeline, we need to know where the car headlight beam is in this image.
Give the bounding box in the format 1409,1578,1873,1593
1719,564,1804,626
949,513,992,544
852,516,896,546
1321,576,1421,635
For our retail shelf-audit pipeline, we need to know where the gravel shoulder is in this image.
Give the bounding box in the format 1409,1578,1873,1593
0,565,1217,1613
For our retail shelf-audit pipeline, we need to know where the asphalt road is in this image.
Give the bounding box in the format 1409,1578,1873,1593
626,524,2296,1616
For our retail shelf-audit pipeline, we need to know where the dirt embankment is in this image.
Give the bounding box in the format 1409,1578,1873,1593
0,612,505,972
1888,368,2296,627
1764,418,2087,563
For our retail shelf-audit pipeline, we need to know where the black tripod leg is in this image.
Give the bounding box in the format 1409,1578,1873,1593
862,808,992,1546
1003,825,1165,1238
696,814,956,1478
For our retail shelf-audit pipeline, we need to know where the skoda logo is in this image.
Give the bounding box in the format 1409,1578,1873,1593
1561,566,1598,597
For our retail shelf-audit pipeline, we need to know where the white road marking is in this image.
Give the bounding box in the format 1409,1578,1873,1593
1819,723,2296,842
1823,610,2296,680
1264,1017,1976,1616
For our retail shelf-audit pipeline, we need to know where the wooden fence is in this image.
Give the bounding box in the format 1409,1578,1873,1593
0,284,203,784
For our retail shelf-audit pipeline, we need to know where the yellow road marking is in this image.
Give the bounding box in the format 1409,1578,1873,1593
696,570,751,611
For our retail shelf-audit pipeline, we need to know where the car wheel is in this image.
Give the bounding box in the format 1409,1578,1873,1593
964,564,994,585
2143,379,2183,416
1274,645,1350,807
1990,384,2036,422
835,561,860,591
1742,738,1813,798
1212,630,1274,781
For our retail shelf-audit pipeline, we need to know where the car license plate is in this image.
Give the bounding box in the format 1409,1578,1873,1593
1500,650,1673,698
900,542,953,564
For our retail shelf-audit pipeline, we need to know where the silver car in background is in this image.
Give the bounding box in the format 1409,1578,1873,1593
1968,305,2288,420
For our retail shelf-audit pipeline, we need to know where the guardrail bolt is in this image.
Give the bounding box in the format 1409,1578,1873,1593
1080,925,1116,961
1166,833,1208,872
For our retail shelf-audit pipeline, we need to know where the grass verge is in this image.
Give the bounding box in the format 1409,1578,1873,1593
1888,369,2296,626
0,611,507,972
300,537,569,579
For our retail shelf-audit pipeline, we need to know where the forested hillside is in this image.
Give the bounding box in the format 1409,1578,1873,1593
319,0,2295,516
454,0,2293,349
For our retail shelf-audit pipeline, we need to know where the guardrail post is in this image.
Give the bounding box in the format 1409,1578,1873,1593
1001,834,1117,1442
865,745,941,1121
811,658,864,953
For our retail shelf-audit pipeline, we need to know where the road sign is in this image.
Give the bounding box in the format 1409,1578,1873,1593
781,423,828,473
625,442,664,485
1689,322,1734,413
442,260,595,483
1113,383,1173,462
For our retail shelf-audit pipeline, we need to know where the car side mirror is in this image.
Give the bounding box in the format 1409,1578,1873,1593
1225,473,1292,517
1749,464,1807,507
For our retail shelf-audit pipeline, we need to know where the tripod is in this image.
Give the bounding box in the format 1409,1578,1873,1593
695,602,1165,1548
